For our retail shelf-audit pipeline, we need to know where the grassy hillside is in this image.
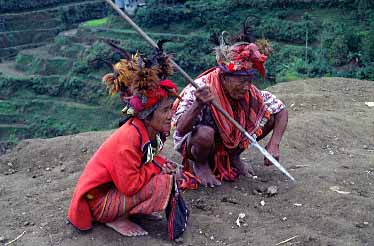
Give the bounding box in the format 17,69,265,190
0,30,122,144
0,0,373,145
83,0,374,85
131,0,374,82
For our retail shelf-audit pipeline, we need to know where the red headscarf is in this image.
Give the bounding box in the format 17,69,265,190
144,80,178,109
128,80,178,114
217,43,267,78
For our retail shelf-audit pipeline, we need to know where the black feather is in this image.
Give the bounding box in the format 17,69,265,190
157,39,172,52
89,58,114,70
104,39,132,60
231,15,259,43
208,32,221,46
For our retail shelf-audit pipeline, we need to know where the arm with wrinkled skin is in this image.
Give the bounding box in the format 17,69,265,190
176,86,214,135
269,108,288,145
176,101,204,135
265,108,288,166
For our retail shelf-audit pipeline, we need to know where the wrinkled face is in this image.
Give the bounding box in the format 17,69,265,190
147,97,173,133
221,74,251,100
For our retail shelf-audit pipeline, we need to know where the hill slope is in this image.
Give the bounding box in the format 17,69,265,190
1,0,373,144
0,77,373,245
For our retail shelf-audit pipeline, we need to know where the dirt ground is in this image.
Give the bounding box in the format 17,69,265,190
1,77,373,246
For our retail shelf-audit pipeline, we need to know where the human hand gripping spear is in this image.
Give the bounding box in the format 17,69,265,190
103,0,295,182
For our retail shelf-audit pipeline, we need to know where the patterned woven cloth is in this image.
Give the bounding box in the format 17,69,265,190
172,67,286,187
87,174,173,223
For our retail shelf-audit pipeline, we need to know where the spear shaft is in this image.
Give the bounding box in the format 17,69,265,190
103,0,295,182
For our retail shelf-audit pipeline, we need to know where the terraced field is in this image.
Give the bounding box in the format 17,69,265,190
0,19,216,144
0,0,108,58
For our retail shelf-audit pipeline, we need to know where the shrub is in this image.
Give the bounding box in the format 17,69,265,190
329,35,350,65
257,17,320,43
360,29,374,63
27,117,79,138
356,63,374,80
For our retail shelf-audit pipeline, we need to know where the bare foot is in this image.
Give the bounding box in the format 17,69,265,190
231,156,255,177
192,162,221,187
106,217,148,237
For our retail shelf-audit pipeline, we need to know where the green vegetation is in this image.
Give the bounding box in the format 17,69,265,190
0,75,120,142
0,34,123,142
80,17,108,28
143,1,373,81
0,0,373,144
98,0,374,84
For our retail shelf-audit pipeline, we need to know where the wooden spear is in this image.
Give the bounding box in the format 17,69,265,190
103,0,295,182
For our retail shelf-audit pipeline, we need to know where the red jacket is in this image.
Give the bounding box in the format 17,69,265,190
67,118,166,230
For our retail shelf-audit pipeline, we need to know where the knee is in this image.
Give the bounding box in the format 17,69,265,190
191,125,215,148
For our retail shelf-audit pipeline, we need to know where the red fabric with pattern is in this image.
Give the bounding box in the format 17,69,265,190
86,174,173,223
144,80,178,109
174,68,268,186
203,68,267,180
68,118,168,230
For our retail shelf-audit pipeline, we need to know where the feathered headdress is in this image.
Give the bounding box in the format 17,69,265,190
101,40,178,117
209,16,273,78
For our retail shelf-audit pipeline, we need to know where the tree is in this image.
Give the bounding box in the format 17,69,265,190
329,35,349,65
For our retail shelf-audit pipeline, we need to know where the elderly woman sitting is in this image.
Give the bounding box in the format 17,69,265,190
68,51,179,237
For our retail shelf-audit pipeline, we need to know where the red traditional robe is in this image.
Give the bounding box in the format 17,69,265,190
172,68,271,187
68,118,168,230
